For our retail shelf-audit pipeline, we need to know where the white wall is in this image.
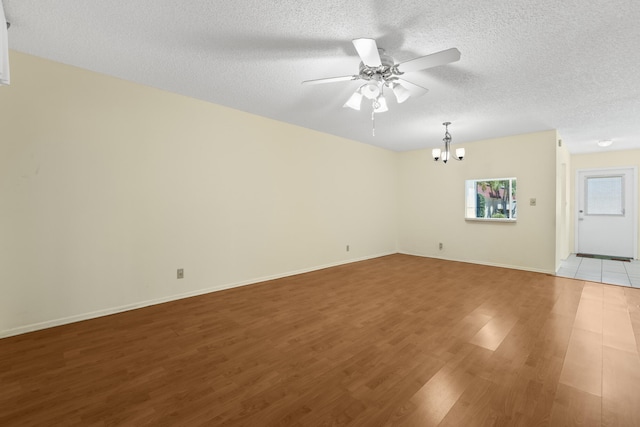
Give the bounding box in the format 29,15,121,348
0,52,398,337
397,130,559,273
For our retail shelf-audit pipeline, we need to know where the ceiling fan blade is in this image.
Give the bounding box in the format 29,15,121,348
352,38,382,67
396,48,461,73
302,75,359,85
395,78,429,97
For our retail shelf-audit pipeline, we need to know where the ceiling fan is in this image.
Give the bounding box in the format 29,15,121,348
302,38,461,114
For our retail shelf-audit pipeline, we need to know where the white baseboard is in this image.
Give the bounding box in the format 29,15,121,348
0,252,395,339
398,251,556,275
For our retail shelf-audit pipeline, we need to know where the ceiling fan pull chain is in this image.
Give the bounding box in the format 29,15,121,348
371,110,376,136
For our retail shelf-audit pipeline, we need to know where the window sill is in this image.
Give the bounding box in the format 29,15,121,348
465,218,517,223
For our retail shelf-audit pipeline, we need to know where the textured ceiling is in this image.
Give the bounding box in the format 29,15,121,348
3,0,640,154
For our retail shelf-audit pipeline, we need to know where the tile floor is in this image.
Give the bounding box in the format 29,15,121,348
556,253,640,287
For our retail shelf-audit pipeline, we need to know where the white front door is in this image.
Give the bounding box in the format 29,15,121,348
576,167,636,258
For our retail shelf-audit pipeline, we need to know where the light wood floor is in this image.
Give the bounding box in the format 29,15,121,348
2,254,640,426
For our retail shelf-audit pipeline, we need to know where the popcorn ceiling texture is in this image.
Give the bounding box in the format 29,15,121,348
3,0,640,153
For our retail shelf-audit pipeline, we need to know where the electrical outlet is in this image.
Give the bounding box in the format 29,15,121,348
439,242,443,250
177,268,184,279
530,198,537,206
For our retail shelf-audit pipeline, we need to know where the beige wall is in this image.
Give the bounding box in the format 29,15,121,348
397,130,559,273
0,51,572,337
556,139,572,269
0,52,399,337
570,149,640,256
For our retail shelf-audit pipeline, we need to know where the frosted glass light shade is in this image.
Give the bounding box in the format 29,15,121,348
432,148,441,160
455,147,465,160
391,83,411,103
361,82,381,100
343,91,363,110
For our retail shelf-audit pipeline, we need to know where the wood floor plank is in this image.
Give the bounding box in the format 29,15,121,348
1,254,640,426
469,315,518,352
385,345,487,426
558,282,604,397
602,346,640,426
602,287,640,427
548,383,602,426
559,328,603,397
603,286,638,353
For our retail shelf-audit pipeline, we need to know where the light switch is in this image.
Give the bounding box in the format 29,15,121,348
530,198,536,206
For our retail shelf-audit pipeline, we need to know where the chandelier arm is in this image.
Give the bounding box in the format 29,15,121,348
450,134,462,161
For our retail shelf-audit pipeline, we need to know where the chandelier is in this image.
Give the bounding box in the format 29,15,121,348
432,122,465,163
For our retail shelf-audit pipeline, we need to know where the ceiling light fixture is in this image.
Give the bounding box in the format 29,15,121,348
344,81,387,112
344,81,389,136
597,139,613,147
432,122,464,163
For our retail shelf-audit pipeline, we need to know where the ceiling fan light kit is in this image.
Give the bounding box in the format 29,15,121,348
433,122,464,163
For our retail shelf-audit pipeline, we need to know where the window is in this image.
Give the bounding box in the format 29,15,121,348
465,178,517,221
585,176,624,216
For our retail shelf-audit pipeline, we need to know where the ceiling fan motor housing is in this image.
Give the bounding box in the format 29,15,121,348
358,49,398,86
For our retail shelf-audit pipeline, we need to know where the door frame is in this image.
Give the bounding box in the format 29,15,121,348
574,166,638,259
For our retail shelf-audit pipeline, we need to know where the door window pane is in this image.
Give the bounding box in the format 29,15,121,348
586,176,623,215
